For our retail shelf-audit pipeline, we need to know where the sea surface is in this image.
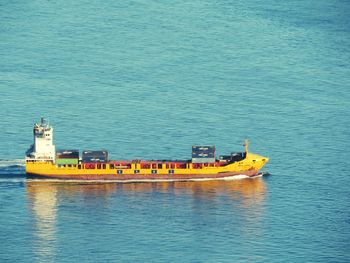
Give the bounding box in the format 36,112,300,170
1,0,350,262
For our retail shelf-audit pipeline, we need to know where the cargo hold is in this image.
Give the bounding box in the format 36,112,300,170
56,158,79,165
192,146,216,159
192,157,216,163
56,149,79,159
82,150,108,163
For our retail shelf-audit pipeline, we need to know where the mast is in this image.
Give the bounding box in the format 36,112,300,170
244,139,249,156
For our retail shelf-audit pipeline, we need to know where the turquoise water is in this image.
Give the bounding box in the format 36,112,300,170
1,0,350,262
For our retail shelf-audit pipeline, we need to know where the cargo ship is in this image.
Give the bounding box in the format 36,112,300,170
25,118,269,181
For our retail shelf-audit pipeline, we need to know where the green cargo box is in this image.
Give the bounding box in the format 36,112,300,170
56,158,79,165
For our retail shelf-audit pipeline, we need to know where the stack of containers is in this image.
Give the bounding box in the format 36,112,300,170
192,146,216,163
82,150,108,163
56,150,79,165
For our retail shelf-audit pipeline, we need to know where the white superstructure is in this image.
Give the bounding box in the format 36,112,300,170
26,117,56,162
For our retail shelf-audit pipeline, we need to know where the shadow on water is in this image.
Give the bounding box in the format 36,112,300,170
25,178,267,262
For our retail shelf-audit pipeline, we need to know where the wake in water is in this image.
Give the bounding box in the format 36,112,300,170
0,159,25,167
25,173,268,184
0,159,26,179
25,175,252,184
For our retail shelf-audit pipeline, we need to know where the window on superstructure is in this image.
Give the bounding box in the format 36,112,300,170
158,163,162,169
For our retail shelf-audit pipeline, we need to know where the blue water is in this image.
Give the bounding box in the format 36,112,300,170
1,0,350,262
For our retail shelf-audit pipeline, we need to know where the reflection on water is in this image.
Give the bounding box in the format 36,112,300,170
26,182,58,263
27,178,266,203
26,178,266,261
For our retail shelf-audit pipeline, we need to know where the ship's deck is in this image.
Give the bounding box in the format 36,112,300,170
80,160,229,170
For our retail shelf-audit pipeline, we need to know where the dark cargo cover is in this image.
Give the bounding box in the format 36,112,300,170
82,150,108,163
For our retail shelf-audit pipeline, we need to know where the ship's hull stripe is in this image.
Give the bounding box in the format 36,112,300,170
27,170,259,181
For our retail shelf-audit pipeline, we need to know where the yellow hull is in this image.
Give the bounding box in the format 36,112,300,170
26,153,269,181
